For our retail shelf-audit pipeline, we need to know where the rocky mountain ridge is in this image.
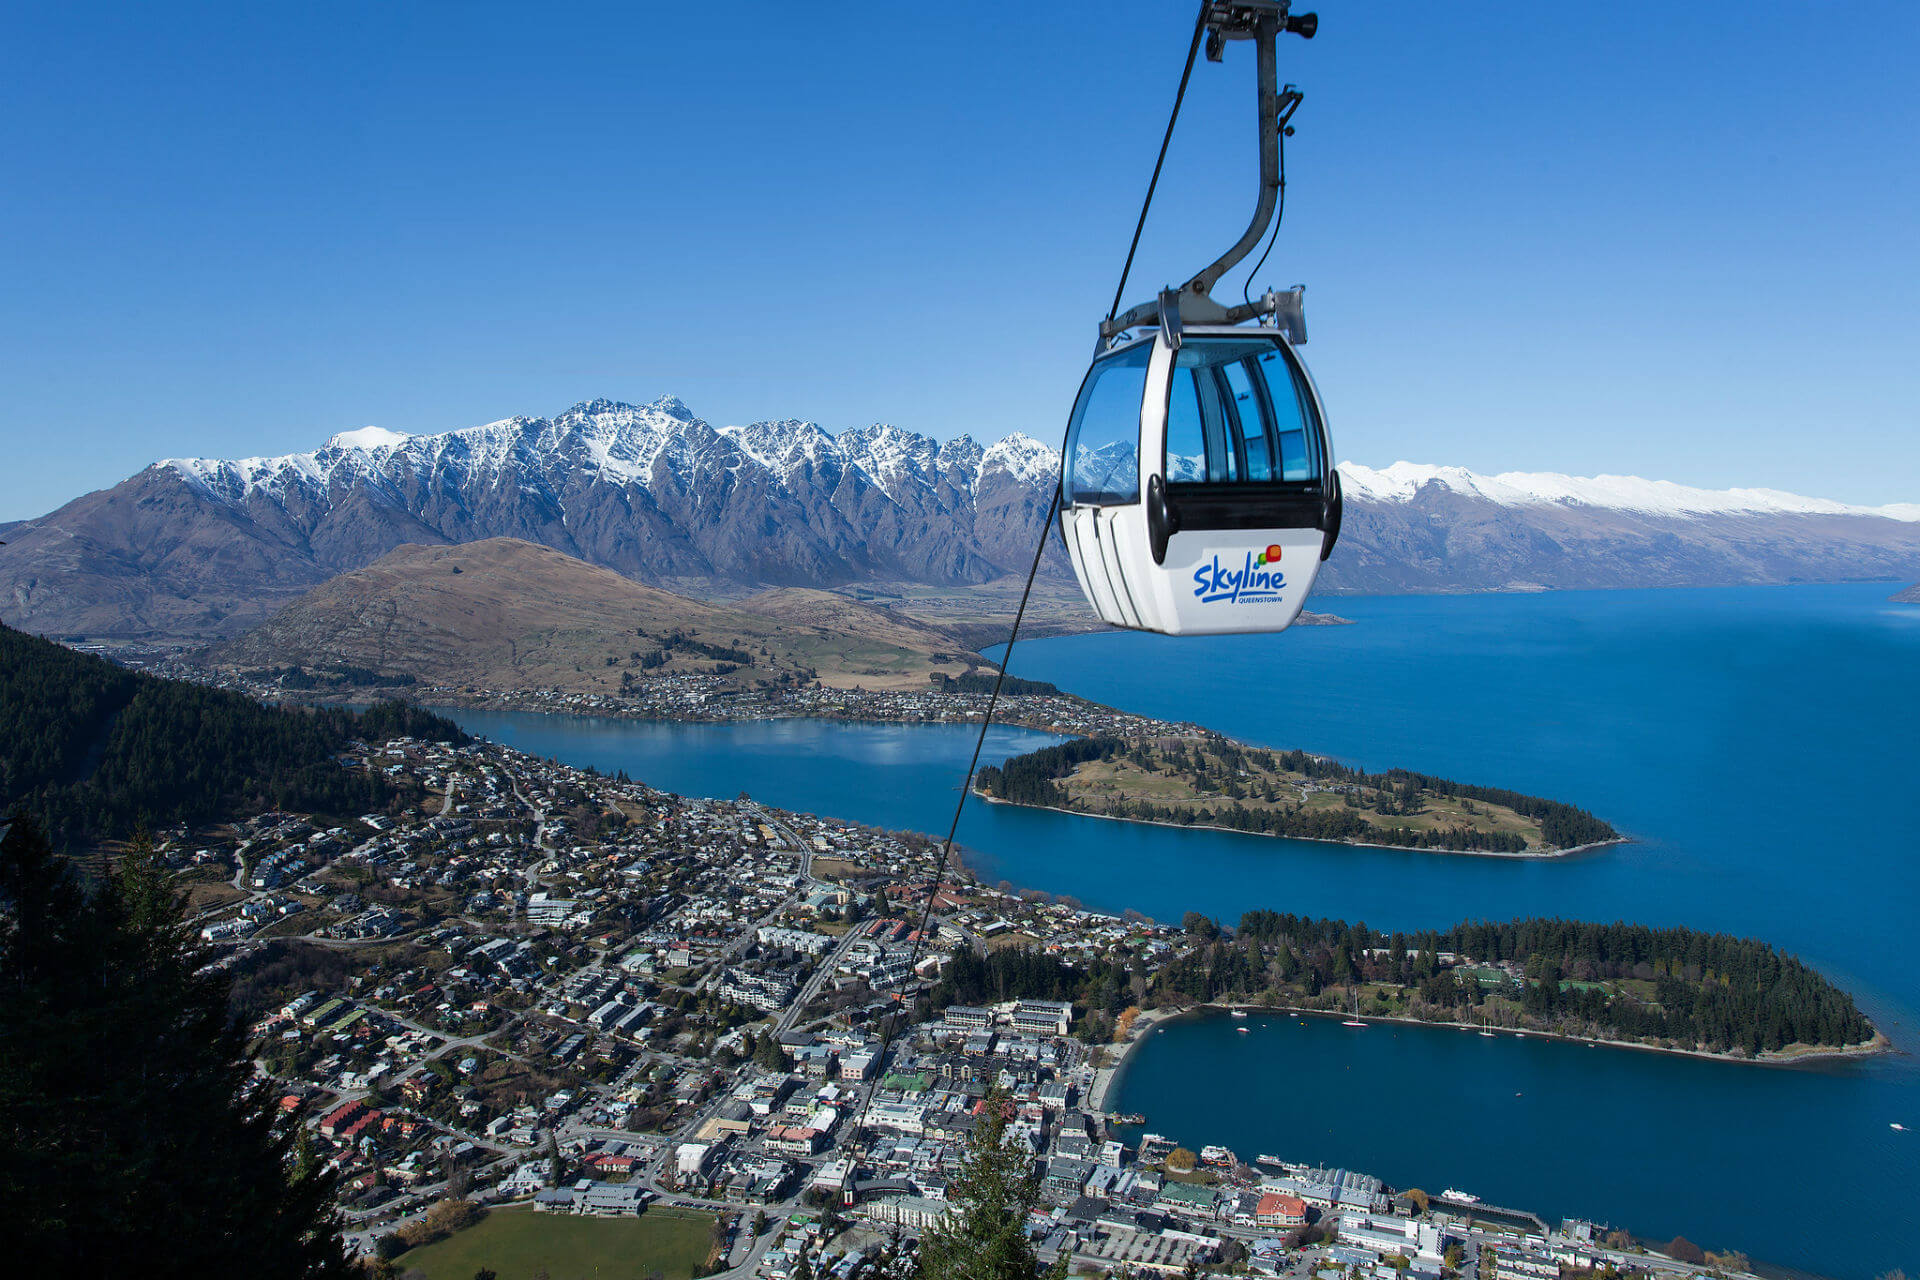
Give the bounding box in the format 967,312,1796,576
3,395,1917,640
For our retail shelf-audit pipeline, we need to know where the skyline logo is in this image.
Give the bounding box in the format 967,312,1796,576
1192,545,1288,605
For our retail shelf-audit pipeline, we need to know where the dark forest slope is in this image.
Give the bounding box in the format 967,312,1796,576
0,624,463,848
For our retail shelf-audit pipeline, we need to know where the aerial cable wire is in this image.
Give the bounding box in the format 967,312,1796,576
1107,2,1211,325
844,4,1214,1174
844,482,1060,1158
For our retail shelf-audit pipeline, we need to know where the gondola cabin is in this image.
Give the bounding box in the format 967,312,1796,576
1060,322,1341,635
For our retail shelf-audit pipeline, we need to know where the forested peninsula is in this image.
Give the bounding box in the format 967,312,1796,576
974,733,1619,854
935,912,1880,1061
0,623,465,850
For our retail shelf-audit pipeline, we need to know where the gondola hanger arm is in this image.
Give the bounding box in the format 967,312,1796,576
1100,0,1314,348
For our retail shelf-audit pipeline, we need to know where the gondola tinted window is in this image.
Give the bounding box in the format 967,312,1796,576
1064,343,1149,505
1167,337,1321,485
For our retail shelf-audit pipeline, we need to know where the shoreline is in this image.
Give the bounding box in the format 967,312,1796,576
1088,1007,1188,1113
254,685,1630,863
404,698,1626,862
1092,1002,1890,1105
306,690,1099,738
971,789,1628,861
320,698,1874,1076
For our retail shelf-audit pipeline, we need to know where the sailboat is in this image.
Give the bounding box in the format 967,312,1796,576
1342,987,1367,1028
1477,1005,1495,1038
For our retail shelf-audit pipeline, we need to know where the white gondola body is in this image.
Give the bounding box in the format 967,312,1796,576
1060,325,1338,636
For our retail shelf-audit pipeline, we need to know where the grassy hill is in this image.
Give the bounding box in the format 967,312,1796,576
204,538,990,696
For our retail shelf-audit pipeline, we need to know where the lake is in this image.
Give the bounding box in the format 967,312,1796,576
443,582,1919,1278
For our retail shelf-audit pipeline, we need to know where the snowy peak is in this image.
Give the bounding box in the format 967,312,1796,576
719,419,842,479
325,425,411,452
1337,461,1920,523
980,433,1057,487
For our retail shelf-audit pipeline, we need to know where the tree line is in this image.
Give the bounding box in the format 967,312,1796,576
934,908,1872,1055
0,623,467,849
1251,745,1620,848
249,664,417,690
933,671,1062,696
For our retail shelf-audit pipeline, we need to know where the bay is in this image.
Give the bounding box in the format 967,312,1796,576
438,582,1919,1277
428,713,1067,847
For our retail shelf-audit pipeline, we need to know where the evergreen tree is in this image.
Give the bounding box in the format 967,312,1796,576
753,1031,789,1071
0,818,352,1276
916,1090,1063,1280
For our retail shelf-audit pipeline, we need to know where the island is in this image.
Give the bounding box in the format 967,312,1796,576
974,733,1621,855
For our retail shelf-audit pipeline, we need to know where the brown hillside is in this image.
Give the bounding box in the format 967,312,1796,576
207,539,984,694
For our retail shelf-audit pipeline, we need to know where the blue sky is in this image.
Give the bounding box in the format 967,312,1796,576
2,1,1915,520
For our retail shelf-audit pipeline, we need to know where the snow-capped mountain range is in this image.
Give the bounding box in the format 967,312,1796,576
165,397,1060,515
1335,461,1919,523
3,395,1917,640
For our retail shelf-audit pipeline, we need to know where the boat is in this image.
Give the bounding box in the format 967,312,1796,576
1256,1154,1286,1167
1442,1189,1480,1205
1237,1026,1250,1034
1342,987,1367,1028
1230,1010,1248,1019
1894,1122,1909,1132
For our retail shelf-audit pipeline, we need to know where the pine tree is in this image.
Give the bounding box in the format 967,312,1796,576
916,1089,1063,1280
0,818,353,1276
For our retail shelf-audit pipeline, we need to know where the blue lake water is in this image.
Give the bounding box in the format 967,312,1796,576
442,582,1919,1278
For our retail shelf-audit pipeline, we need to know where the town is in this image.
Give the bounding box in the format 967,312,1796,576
159,730,1760,1280
134,648,1211,740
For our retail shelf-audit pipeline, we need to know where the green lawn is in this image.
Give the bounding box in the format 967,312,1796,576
400,1205,718,1280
